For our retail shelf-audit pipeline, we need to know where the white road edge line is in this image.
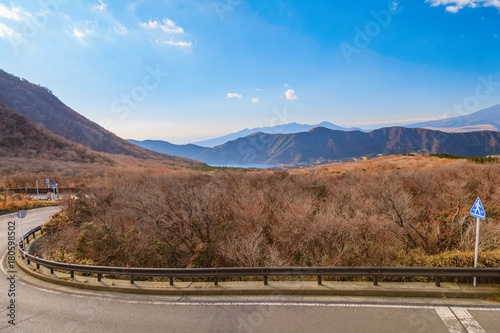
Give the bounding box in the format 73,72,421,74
451,308,486,333
435,307,465,333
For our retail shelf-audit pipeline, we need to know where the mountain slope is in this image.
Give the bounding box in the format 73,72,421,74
0,70,199,165
193,121,361,147
408,104,500,132
0,103,113,164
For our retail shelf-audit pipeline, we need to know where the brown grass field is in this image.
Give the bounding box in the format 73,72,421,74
11,154,496,277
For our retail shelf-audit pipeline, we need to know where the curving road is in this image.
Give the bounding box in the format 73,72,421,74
1,207,499,333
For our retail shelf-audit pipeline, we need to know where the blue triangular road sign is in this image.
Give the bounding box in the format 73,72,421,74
470,197,486,219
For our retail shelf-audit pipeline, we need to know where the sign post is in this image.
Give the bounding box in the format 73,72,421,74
17,210,27,249
51,184,57,203
470,197,486,287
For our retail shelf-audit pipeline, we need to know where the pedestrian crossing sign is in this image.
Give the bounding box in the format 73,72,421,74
470,197,485,219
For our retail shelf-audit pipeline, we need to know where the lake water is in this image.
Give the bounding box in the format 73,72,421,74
208,163,279,169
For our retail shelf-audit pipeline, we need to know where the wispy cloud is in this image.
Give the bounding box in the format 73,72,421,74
0,22,17,37
114,22,128,34
73,27,84,40
426,0,500,13
155,39,192,47
0,3,30,21
141,18,191,48
251,98,259,103
285,89,298,100
141,19,184,33
226,93,242,99
91,1,107,11
71,21,97,40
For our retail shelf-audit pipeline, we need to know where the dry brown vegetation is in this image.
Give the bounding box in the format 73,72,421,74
36,156,500,270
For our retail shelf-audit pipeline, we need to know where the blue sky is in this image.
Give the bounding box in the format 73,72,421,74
1,0,499,143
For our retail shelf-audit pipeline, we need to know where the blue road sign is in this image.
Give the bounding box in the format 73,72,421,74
51,184,57,189
46,179,50,184
470,197,485,219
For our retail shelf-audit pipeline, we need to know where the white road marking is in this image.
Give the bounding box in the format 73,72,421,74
435,307,465,333
451,308,486,333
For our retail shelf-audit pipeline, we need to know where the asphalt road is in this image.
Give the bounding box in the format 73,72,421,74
1,207,499,333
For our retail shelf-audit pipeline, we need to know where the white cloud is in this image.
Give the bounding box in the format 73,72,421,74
141,18,184,33
284,83,289,87
0,22,17,37
251,98,259,103
155,39,192,47
255,88,261,91
226,93,242,99
160,19,184,33
426,0,500,13
73,28,85,40
71,20,97,40
285,89,298,100
0,4,25,21
141,20,158,29
91,1,107,11
114,22,128,34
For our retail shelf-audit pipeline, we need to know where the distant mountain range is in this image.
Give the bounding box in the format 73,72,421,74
193,121,362,147
190,105,500,149
0,70,199,165
408,104,500,132
131,127,500,166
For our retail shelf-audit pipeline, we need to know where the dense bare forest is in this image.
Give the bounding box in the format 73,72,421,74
36,157,500,270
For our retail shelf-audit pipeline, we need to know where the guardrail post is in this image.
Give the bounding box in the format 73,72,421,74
435,276,441,287
33,232,36,239
97,273,102,282
50,268,54,274
169,277,174,286
373,276,378,286
214,276,218,286
70,271,74,279
130,275,135,284
36,263,40,269
26,258,30,265
264,275,268,286
318,275,322,285
40,228,43,235
26,237,30,245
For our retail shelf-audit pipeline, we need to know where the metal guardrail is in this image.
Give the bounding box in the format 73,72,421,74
2,187,80,194
19,227,500,287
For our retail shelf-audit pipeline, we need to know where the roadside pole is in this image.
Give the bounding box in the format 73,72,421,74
470,197,486,287
17,210,27,249
473,216,480,287
52,184,57,203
